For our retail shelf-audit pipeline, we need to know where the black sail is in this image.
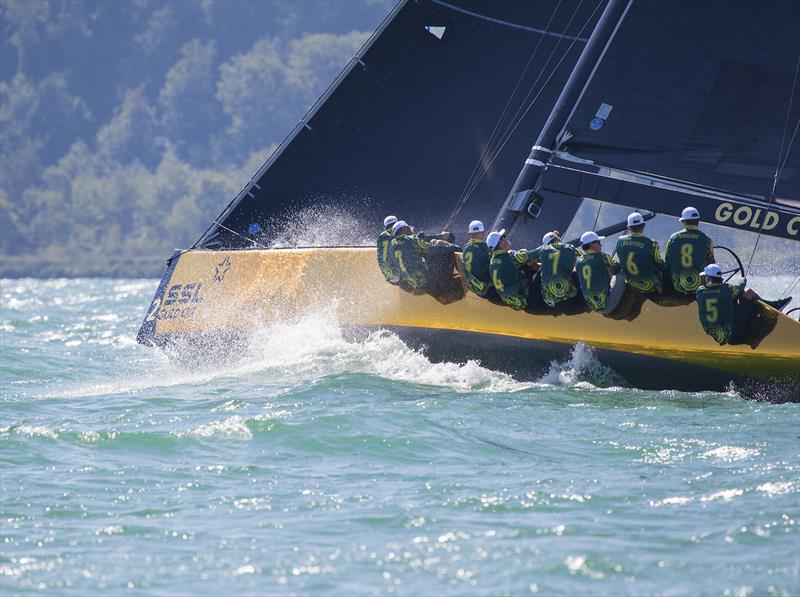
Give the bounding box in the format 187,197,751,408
557,0,800,204
196,0,604,250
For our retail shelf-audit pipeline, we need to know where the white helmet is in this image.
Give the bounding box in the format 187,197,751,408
703,264,723,278
383,215,398,229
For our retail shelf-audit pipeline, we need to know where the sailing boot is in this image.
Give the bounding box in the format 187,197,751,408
761,296,792,312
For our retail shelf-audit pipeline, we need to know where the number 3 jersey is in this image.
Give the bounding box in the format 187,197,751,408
461,239,492,297
695,280,745,345
531,243,580,307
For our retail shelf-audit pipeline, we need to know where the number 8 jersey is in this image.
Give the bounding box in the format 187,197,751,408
664,226,715,295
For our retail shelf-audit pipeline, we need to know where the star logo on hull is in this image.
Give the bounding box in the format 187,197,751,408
213,256,232,283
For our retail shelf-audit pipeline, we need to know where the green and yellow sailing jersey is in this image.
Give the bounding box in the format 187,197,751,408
390,234,458,291
695,280,745,345
462,239,492,297
615,233,665,294
664,226,715,294
489,250,531,310
531,242,579,307
376,230,397,281
576,250,619,311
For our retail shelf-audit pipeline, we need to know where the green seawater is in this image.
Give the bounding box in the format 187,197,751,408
1,278,798,595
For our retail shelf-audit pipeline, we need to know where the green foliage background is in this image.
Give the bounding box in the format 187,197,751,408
0,0,390,276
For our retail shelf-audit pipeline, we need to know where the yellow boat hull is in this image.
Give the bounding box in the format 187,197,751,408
138,247,800,395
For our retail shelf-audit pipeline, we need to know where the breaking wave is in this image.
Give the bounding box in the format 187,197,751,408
49,308,535,400
539,343,624,389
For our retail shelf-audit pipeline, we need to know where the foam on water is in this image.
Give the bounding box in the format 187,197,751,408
47,307,534,400
538,342,623,389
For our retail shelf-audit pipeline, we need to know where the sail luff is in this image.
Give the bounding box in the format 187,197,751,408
193,0,410,249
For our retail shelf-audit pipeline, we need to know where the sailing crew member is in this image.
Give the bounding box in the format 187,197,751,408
664,206,715,296
389,220,459,295
530,231,583,311
695,264,791,345
462,220,501,303
377,215,399,283
576,231,624,313
615,212,667,295
487,229,537,310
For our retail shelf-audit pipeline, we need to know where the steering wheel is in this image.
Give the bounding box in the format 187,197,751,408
714,245,745,283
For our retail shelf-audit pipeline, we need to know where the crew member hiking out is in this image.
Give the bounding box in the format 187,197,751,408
696,264,791,347
664,206,715,296
615,212,667,295
531,231,587,315
576,231,624,314
487,230,536,311
462,220,503,305
389,220,462,303
377,215,399,283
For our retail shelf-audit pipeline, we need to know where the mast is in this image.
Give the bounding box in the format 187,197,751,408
491,0,632,236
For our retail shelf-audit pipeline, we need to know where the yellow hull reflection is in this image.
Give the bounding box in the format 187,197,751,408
147,247,800,383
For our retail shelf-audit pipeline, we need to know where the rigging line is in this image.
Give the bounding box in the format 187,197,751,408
746,53,800,274
462,0,584,203
460,0,604,205
780,273,800,298
461,1,599,206
777,115,799,180
460,0,565,194
445,0,567,230
483,0,586,162
456,0,591,213
429,0,589,42
211,220,266,249
592,201,603,230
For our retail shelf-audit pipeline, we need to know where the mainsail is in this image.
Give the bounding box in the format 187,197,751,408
196,0,603,250
495,0,800,242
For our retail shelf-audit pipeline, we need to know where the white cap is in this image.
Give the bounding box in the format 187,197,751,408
383,215,398,228
703,264,722,278
627,212,645,227
679,206,700,222
391,220,408,235
468,220,484,233
486,229,506,250
542,231,560,245
580,231,605,245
